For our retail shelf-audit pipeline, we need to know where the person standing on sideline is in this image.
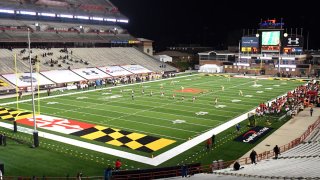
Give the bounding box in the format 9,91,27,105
310,107,314,116
235,123,241,133
2,133,6,146
18,91,23,99
115,159,122,170
273,145,280,159
250,150,257,164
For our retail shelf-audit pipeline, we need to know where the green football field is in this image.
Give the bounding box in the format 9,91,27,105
0,74,305,157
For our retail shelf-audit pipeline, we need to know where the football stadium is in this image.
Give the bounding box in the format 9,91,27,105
0,0,320,179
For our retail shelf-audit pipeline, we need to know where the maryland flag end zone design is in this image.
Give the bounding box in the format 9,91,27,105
0,106,175,153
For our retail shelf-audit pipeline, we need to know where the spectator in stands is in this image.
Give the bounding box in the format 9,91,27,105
181,164,188,178
104,166,112,180
115,159,122,170
250,150,257,164
233,161,240,171
310,107,314,116
273,145,280,159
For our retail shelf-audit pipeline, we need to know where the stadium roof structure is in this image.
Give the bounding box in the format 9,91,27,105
0,0,128,23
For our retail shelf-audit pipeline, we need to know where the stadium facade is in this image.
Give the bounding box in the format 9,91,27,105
199,19,311,76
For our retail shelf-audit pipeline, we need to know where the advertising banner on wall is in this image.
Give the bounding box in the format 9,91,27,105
234,126,273,144
98,66,133,77
241,37,259,47
284,36,304,47
121,65,152,74
2,73,54,87
72,68,111,80
41,70,85,83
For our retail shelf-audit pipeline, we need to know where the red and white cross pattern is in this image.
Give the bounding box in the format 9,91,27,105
18,115,94,134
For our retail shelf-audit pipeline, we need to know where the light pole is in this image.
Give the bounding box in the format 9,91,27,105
28,28,39,147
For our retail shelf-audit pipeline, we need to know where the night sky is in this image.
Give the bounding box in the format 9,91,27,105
111,0,320,51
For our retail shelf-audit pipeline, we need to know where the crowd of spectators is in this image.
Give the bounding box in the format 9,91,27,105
255,80,319,117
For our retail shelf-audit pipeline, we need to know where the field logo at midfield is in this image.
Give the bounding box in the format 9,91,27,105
175,88,206,94
234,126,273,144
195,111,208,115
17,115,94,134
215,105,227,108
172,120,186,124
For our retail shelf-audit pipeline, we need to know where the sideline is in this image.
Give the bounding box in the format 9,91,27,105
0,73,198,106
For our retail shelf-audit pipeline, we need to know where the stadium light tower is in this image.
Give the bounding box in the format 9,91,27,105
27,28,39,147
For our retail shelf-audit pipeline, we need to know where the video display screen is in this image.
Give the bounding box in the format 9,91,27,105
262,31,280,46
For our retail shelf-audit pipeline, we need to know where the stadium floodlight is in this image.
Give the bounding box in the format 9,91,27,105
35,23,39,26
92,17,104,21
20,11,36,16
117,19,129,23
0,9,15,14
256,33,259,37
59,14,73,18
284,33,288,37
40,12,56,17
105,18,117,22
76,16,89,20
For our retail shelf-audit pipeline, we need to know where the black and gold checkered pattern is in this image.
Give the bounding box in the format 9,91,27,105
0,107,33,121
0,80,9,87
71,125,175,153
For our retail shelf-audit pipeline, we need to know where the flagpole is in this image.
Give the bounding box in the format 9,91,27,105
28,28,39,147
